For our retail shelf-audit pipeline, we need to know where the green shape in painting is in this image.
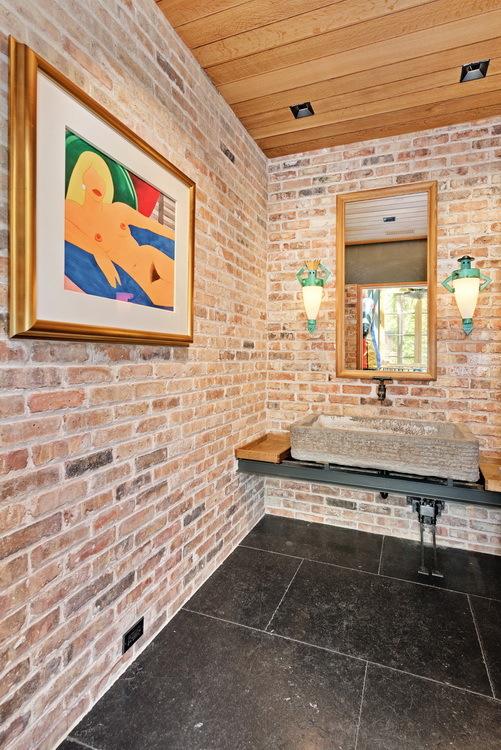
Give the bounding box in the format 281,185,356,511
65,130,137,208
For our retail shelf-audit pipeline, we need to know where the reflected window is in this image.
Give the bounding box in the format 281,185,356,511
359,286,428,372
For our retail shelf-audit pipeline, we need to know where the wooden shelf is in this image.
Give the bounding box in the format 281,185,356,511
480,459,501,493
236,432,501,501
235,432,290,464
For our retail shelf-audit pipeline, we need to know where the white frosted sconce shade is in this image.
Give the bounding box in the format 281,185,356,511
442,255,492,335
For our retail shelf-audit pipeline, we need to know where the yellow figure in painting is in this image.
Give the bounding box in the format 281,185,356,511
64,135,177,310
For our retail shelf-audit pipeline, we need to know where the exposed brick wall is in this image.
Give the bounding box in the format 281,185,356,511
1,2,501,746
266,118,501,555
0,1,267,748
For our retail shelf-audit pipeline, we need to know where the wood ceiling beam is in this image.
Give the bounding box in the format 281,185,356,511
207,0,500,86
249,69,501,140
257,89,501,150
263,102,501,157
219,10,501,103
194,0,428,68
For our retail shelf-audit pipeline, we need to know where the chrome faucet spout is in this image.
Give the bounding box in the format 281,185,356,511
374,377,393,402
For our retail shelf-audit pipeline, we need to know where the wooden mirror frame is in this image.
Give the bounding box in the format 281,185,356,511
336,181,437,381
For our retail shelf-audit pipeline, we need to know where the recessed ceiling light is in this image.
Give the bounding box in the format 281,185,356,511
290,102,315,119
460,59,490,82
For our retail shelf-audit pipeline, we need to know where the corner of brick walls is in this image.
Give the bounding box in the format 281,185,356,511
1,2,501,746
0,1,268,748
265,117,501,555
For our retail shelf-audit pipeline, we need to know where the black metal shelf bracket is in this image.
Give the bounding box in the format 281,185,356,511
407,497,445,578
237,457,501,507
238,457,501,578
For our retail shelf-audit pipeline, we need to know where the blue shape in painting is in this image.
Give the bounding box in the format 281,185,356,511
129,226,176,260
65,242,173,310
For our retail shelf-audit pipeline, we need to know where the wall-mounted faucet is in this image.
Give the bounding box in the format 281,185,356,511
374,377,393,402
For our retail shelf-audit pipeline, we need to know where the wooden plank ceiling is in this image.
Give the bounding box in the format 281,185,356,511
345,192,428,243
156,0,501,157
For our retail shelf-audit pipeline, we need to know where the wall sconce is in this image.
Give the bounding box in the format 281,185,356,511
296,260,332,333
442,255,492,335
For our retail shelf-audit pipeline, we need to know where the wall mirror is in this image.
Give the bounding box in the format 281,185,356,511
336,181,437,380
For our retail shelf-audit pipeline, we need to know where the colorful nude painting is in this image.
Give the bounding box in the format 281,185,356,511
10,40,194,344
64,130,176,310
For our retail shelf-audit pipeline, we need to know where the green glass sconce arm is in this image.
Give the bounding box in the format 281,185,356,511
296,260,332,333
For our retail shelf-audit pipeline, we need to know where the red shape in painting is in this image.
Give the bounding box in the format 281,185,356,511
130,174,160,217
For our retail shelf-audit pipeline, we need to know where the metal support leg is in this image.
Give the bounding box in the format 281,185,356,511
430,524,444,578
418,520,427,576
407,497,445,578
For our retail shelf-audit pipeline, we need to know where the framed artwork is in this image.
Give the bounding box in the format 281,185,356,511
9,38,195,345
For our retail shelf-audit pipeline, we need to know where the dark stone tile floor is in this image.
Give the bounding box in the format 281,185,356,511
186,544,301,629
470,596,501,698
59,516,501,750
357,665,501,750
380,535,501,599
267,559,491,693
242,514,383,573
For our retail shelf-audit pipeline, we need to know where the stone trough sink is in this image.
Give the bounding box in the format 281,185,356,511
290,414,479,482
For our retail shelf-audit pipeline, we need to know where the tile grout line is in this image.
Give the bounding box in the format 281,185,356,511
65,738,101,750
239,543,304,561
467,594,497,699
183,605,367,662
264,558,304,632
364,659,500,704
182,607,501,705
354,662,369,750
377,536,385,575
239,543,501,603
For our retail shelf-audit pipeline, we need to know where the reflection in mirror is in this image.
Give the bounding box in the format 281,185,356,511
357,285,428,372
337,182,436,380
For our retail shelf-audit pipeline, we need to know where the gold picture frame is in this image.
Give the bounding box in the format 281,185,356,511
9,37,195,345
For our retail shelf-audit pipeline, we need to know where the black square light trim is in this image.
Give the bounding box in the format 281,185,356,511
290,102,315,119
460,59,490,82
